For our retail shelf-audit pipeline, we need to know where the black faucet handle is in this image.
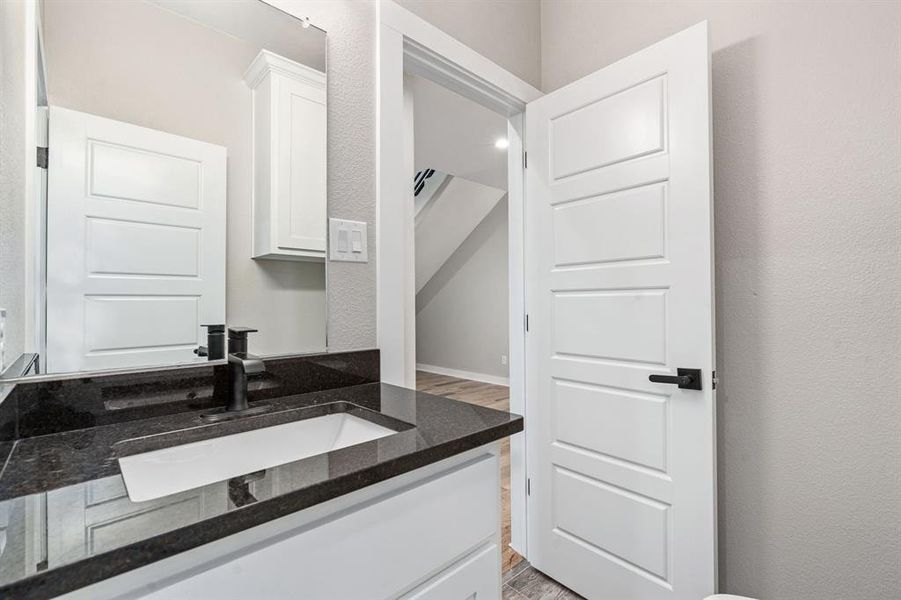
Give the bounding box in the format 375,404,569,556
198,324,226,360
227,327,258,355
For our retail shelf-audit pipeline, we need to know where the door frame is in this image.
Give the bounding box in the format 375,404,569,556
377,0,541,558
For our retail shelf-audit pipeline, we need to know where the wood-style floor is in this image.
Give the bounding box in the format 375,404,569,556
502,562,584,600
415,371,524,574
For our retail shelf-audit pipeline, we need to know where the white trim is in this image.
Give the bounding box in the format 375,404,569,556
377,19,416,388
377,0,539,559
377,0,538,387
380,1,541,111
416,363,509,387
404,40,526,117
505,113,527,559
401,76,417,384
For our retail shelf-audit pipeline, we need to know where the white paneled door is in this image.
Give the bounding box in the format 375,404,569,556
525,23,715,599
47,106,226,373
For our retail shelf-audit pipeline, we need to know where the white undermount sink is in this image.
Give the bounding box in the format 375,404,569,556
118,413,397,502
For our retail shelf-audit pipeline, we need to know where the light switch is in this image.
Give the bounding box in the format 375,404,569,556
329,218,368,262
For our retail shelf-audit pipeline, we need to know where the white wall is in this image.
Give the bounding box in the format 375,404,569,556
42,0,327,356
540,2,901,598
396,0,541,89
0,0,30,370
416,196,508,381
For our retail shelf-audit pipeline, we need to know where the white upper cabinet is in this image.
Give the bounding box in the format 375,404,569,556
244,50,327,261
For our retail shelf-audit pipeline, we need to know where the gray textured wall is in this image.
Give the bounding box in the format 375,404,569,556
0,0,28,371
416,196,509,380
540,2,901,598
396,0,541,89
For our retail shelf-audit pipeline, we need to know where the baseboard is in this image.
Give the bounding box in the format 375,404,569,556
416,363,509,387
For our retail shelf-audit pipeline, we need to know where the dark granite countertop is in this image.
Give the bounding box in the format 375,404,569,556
0,382,522,599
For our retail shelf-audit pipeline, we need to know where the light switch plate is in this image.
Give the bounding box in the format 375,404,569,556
329,218,368,263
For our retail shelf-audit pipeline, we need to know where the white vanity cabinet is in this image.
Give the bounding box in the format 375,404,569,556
244,50,327,261
61,443,503,600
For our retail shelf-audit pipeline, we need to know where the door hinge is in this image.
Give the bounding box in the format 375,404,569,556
36,146,48,169
527,478,531,496
522,151,528,169
525,313,529,332
712,370,718,390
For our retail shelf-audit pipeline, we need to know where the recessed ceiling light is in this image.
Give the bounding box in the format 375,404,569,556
494,138,509,150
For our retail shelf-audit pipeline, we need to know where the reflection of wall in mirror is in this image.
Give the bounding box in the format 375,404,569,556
0,1,31,371
41,0,327,357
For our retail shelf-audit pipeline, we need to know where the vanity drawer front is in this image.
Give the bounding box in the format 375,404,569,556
402,543,499,600
142,452,500,600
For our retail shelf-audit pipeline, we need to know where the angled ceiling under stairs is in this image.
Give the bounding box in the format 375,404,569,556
414,172,505,293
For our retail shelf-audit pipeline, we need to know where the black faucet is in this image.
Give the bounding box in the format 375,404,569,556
226,327,266,412
201,327,268,422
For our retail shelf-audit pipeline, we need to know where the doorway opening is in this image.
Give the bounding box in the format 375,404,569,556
380,6,716,599
378,2,539,585
406,74,521,573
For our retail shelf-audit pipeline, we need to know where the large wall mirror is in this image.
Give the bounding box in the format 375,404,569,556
0,0,328,378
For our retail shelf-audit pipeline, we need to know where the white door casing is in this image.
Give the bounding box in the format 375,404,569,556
525,22,715,600
46,106,226,373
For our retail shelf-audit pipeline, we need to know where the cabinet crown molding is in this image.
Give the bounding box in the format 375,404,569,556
243,49,325,91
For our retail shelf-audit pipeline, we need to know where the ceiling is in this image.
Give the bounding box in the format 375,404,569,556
151,0,326,72
410,75,508,191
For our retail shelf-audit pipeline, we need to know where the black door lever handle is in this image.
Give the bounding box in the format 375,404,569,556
649,368,702,390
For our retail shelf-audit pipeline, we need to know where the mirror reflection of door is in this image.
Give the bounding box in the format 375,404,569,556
46,107,226,373
0,0,329,377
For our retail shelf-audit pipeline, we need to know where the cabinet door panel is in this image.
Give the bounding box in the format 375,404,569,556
276,76,327,253
403,544,499,600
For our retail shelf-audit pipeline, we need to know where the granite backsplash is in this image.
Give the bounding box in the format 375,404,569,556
0,349,379,440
